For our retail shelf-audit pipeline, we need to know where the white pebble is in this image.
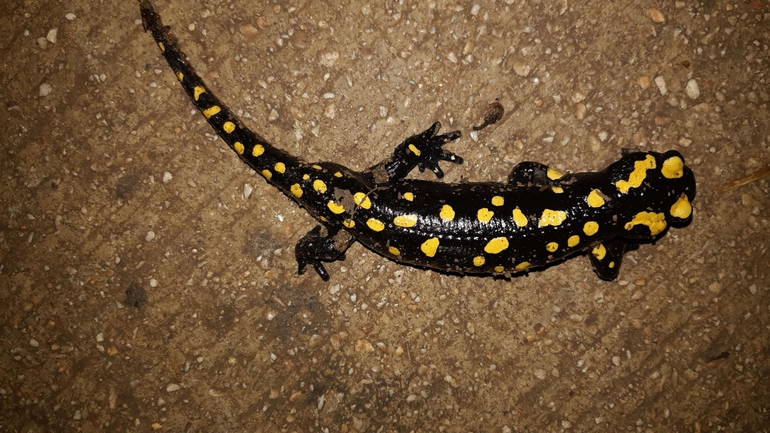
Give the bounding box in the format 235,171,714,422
162,171,173,183
46,28,58,44
612,355,621,366
654,76,667,95
685,79,700,99
65,13,77,21
470,4,481,16
39,83,53,97
166,383,181,392
96,332,104,342
145,231,155,241
29,339,40,348
243,183,253,199
534,369,547,379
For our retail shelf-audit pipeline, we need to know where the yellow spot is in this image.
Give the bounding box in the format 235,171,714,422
193,86,206,101
319,216,328,222
473,256,485,267
512,207,528,227
403,192,414,201
609,261,615,268
592,244,607,260
223,121,236,134
366,218,385,232
662,156,684,179
262,169,272,180
539,209,567,227
353,192,371,209
158,42,165,52
252,144,265,157
547,167,564,180
568,235,580,248
313,179,327,194
625,211,667,236
670,195,692,219
421,237,440,257
551,186,564,194
290,183,303,198
408,144,421,156
494,266,505,273
616,154,656,193
583,221,599,236
202,105,221,119
394,214,418,228
343,219,355,228
233,141,244,155
334,171,343,178
176,71,184,81
274,162,286,173
327,201,345,214
440,204,455,222
515,261,530,271
388,246,401,256
311,164,322,170
491,196,505,206
477,208,494,224
587,189,606,208
484,237,509,254
546,242,559,253
302,174,310,180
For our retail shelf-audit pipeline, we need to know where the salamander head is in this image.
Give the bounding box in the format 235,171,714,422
610,150,696,240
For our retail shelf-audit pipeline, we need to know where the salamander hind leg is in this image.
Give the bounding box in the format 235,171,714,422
295,226,355,281
370,122,462,184
508,161,564,187
588,238,637,281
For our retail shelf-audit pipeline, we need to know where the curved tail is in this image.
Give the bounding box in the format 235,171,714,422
139,0,299,182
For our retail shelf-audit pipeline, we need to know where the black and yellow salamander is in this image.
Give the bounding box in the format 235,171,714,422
139,1,696,281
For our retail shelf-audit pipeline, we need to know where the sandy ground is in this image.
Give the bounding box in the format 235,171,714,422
2,0,769,431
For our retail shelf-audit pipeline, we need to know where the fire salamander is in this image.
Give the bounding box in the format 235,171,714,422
139,1,696,281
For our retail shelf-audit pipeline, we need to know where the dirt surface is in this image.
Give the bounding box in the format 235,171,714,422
2,0,769,431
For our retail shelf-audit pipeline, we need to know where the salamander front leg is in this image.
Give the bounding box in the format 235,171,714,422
588,238,637,281
370,122,462,184
295,225,355,281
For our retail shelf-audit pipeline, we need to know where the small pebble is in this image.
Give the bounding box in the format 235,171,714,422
65,13,77,21
162,172,173,183
39,83,53,97
46,28,58,44
36,37,48,49
166,383,181,392
654,76,668,95
29,339,40,348
637,76,651,90
650,8,665,23
534,369,547,379
685,79,701,99
145,231,155,242
243,183,253,199
513,62,532,77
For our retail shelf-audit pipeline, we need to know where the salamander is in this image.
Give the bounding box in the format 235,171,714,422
139,1,696,281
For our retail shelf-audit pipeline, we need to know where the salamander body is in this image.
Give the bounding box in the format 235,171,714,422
139,1,696,281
